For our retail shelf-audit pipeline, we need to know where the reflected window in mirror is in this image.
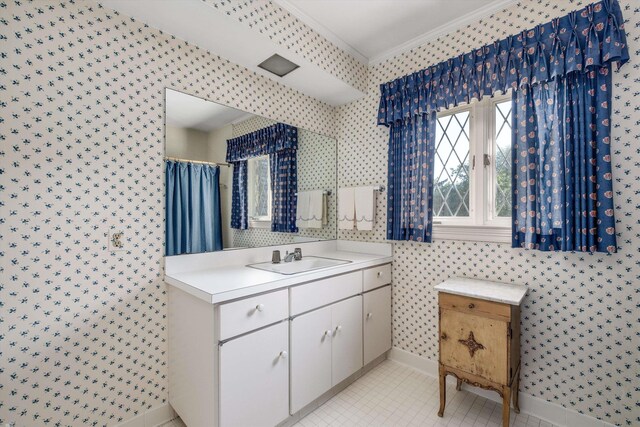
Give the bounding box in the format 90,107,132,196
248,155,272,226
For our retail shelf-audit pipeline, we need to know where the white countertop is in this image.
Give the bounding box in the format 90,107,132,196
434,277,527,306
165,250,392,304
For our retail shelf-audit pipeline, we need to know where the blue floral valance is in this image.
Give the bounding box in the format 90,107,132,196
226,123,298,162
377,0,628,125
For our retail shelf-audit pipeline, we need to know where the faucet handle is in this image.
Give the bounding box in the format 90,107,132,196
272,250,281,264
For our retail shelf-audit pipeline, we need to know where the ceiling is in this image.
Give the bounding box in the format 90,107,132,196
100,0,515,106
274,0,516,63
100,0,364,106
165,89,252,132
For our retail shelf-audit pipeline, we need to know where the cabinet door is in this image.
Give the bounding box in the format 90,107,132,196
290,305,332,414
440,309,508,384
363,285,392,365
331,296,363,385
220,322,289,427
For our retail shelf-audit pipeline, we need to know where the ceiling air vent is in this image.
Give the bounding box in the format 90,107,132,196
257,54,299,77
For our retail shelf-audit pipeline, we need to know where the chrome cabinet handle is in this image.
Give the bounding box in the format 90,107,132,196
279,350,288,359
255,304,264,312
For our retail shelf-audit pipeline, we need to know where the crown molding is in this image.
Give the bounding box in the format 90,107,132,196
271,0,369,65
368,0,519,65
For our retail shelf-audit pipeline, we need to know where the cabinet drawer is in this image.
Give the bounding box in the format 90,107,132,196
290,271,362,316
219,289,288,340
439,292,511,321
363,264,391,292
440,308,508,384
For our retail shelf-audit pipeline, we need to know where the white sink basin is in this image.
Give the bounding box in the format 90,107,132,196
247,256,352,275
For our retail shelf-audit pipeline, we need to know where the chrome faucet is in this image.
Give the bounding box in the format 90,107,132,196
283,251,296,263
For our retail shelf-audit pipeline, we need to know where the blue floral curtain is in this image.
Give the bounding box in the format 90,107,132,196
230,160,248,230
377,0,628,252
512,68,617,253
226,123,298,232
270,149,298,233
387,113,437,242
166,161,223,256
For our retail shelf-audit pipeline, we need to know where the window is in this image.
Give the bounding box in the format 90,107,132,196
433,95,512,242
248,155,272,227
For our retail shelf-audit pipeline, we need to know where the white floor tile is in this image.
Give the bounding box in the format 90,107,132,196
292,360,559,427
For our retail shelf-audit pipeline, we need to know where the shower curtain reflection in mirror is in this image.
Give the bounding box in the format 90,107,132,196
165,160,223,256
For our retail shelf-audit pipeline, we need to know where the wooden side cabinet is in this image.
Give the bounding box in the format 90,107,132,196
435,278,527,427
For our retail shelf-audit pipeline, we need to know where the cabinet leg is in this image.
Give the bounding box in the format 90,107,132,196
502,387,511,427
437,366,446,417
512,370,520,414
456,378,462,391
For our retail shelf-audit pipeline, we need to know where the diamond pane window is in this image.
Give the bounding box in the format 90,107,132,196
494,101,512,217
434,110,470,217
248,155,271,220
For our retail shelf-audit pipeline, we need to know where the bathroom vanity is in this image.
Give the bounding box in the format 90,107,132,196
165,241,392,427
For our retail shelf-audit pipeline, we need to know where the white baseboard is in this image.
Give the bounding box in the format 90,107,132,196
387,348,614,427
113,403,176,427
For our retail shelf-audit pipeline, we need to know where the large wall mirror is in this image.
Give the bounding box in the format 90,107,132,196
164,88,337,255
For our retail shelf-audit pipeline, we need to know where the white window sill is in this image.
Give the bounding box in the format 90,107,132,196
249,220,271,229
432,224,511,244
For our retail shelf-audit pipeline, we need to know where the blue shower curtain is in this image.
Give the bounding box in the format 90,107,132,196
166,160,223,256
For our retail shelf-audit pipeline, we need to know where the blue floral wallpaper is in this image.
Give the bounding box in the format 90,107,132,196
0,0,336,425
1,0,638,426
337,0,638,425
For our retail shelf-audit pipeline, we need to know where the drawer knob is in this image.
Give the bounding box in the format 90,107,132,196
366,312,373,319
468,303,475,309
441,333,447,340
335,325,342,332
255,304,264,312
377,271,382,278
324,330,333,338
279,350,288,359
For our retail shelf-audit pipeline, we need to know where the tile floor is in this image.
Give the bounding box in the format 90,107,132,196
161,360,555,427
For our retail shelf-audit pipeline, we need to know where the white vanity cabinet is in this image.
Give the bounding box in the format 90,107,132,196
167,255,392,427
290,295,363,413
362,264,392,365
219,322,289,427
363,285,392,364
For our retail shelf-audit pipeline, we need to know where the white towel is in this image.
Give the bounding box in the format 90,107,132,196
338,187,355,230
306,190,324,229
355,186,376,231
296,191,309,229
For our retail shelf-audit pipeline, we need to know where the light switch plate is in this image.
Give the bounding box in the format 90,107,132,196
108,225,125,252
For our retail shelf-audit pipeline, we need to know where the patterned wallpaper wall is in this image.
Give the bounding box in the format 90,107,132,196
0,1,337,425
230,115,338,248
336,0,639,425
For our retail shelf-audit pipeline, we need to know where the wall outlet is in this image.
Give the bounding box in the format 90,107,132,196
108,226,125,252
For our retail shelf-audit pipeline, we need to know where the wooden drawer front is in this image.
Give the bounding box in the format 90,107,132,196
219,289,288,340
440,309,508,385
363,264,391,292
290,271,362,316
439,292,511,321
